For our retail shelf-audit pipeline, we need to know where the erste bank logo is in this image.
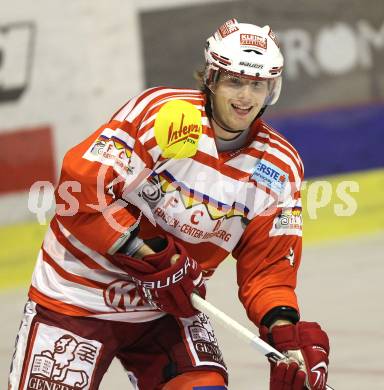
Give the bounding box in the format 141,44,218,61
251,160,288,193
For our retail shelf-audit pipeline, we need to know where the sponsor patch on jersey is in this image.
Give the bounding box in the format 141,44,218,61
251,160,288,193
269,207,303,237
21,322,102,390
154,100,202,159
85,133,134,175
103,280,145,311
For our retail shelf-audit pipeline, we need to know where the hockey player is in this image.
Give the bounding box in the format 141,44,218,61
9,19,330,389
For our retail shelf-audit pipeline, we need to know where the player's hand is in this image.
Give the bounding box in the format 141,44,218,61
260,321,330,390
112,235,206,317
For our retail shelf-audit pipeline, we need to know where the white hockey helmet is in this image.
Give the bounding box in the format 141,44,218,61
204,19,283,105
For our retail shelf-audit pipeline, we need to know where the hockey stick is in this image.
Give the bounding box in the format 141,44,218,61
191,293,334,390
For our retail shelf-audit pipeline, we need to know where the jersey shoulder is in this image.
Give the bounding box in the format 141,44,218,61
111,86,206,125
252,119,304,181
111,87,206,160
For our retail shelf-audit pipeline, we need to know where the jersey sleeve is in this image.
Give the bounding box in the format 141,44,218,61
232,164,304,327
54,88,204,255
55,117,153,254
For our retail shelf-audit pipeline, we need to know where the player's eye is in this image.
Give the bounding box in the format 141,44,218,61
251,81,264,89
224,76,242,86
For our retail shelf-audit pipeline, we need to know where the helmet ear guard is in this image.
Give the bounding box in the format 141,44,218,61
203,64,219,87
265,76,282,105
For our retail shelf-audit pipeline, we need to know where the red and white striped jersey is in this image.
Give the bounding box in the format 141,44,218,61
29,87,304,326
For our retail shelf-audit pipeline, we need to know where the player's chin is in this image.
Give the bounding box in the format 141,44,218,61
235,115,256,129
226,110,257,130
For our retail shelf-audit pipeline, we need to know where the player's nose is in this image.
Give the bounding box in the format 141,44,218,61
236,84,254,102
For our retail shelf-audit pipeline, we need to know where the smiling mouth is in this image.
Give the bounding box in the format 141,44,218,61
231,103,253,115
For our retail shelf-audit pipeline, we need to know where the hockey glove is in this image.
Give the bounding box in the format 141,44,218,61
112,235,206,318
260,321,330,390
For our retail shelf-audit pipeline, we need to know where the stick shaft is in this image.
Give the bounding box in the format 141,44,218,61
191,293,283,359
191,293,334,390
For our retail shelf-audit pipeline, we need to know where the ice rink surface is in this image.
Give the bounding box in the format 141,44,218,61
2,232,383,389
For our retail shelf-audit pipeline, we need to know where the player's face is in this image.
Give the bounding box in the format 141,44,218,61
210,73,269,136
